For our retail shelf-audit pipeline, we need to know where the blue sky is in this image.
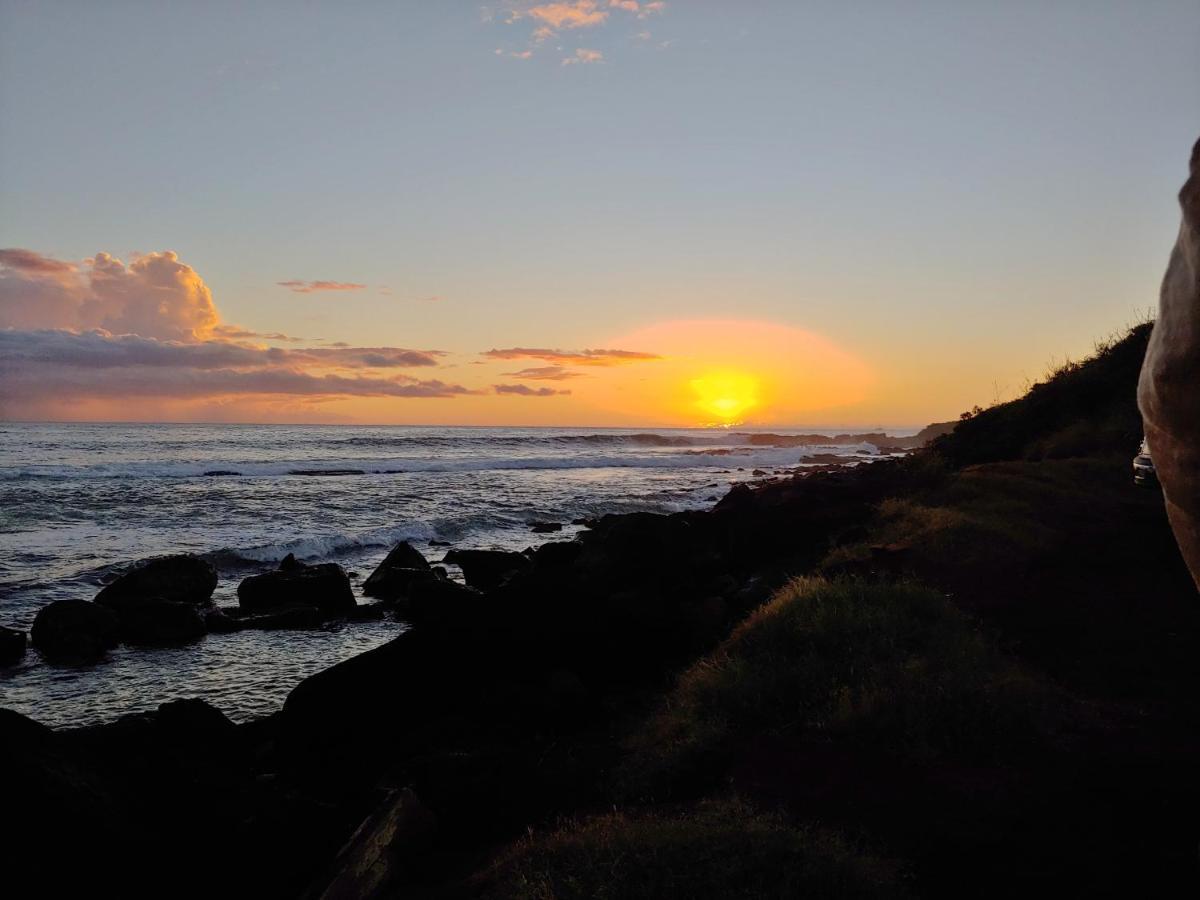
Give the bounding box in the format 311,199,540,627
1,1,1197,425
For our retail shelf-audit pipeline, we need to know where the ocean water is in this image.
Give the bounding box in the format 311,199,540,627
0,423,900,728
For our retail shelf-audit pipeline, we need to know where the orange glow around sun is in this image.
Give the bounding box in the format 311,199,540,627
581,319,875,426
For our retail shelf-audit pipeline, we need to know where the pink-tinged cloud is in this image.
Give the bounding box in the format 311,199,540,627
213,324,306,343
610,0,639,12
640,1,665,15
0,248,75,273
1,248,218,341
276,280,368,293
0,249,474,419
0,331,470,415
484,347,660,365
562,48,604,65
494,383,572,397
503,366,586,380
523,1,607,29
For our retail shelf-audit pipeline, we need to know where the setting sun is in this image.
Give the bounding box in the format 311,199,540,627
690,371,761,423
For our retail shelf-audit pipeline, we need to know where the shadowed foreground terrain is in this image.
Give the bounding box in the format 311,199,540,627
5,323,1199,898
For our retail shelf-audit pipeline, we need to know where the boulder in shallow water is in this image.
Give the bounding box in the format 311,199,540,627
31,599,120,662
95,554,217,611
117,598,207,645
238,560,356,617
442,548,530,592
0,625,27,665
362,541,434,601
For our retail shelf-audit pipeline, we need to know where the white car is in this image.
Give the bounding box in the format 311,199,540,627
1133,438,1157,487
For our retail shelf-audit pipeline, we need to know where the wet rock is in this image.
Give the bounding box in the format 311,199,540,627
0,625,27,665
239,560,357,617
31,599,120,662
530,521,563,533
95,554,217,611
118,598,207,645
442,549,530,592
363,542,434,601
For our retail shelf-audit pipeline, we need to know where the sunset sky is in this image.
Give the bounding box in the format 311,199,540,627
1,1,1197,427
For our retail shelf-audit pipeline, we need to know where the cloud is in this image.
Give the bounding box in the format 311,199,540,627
496,0,665,53
503,366,586,380
562,48,604,65
1,248,218,341
276,280,368,293
0,248,472,419
0,330,469,410
0,248,75,273
523,1,608,29
494,383,572,397
483,347,660,365
213,324,306,342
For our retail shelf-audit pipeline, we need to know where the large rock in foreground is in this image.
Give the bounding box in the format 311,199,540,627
238,558,357,617
31,599,120,661
362,541,433,600
95,554,217,611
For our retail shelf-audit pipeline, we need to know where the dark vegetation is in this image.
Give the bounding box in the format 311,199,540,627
5,322,1200,897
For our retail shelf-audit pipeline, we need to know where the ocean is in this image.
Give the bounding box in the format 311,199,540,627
0,422,903,727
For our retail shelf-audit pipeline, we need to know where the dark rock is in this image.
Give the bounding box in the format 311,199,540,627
239,560,356,617
442,548,530,592
31,599,120,662
0,625,27,665
202,469,241,476
95,554,217,611
429,539,451,547
397,578,487,629
362,542,434,601
347,603,388,622
530,521,563,533
118,598,207,645
280,553,306,572
154,698,235,741
204,609,243,633
528,540,584,569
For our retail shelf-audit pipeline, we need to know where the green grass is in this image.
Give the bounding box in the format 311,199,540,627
477,797,906,900
620,577,1051,798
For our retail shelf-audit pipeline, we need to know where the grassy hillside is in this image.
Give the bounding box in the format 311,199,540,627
472,323,1200,899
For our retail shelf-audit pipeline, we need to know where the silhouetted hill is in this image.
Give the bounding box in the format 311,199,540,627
932,323,1151,466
